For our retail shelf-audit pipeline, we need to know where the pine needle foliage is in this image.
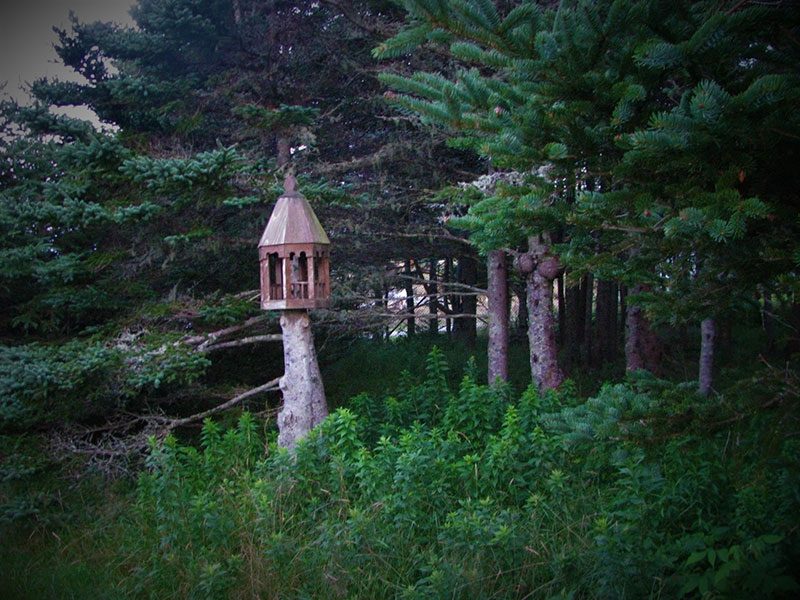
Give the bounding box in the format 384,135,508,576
377,0,800,325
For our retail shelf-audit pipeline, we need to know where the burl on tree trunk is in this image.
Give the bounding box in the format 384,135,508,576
519,234,564,391
277,310,328,449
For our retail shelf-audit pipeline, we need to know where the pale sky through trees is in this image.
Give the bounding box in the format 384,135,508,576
0,0,135,122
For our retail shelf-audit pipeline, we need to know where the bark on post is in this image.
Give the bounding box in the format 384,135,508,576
520,234,564,391
487,249,509,383
698,317,716,396
277,310,328,449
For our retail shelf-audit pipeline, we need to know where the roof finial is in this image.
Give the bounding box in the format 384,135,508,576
284,172,297,194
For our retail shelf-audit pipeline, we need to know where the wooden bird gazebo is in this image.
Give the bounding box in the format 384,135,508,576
258,176,331,310
258,174,330,449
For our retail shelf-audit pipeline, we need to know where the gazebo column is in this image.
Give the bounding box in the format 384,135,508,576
283,252,293,300
317,254,327,298
260,257,269,305
308,252,317,300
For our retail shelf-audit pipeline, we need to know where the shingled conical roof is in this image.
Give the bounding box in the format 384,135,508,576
258,176,330,247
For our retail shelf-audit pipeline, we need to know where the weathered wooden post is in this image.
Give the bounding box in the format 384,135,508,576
259,174,331,449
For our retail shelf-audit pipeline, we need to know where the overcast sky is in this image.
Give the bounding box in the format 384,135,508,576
0,0,136,121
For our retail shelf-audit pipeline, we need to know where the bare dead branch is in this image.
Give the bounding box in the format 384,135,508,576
319,0,395,36
314,141,410,174
163,377,282,431
373,312,487,322
597,223,652,233
373,229,474,247
183,314,272,349
202,334,283,352
394,273,487,294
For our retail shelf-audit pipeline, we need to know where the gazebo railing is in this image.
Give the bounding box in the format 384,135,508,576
270,284,284,300
290,282,309,299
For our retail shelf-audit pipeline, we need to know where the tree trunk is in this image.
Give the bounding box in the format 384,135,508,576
444,257,452,336
761,288,775,353
487,249,509,383
619,284,627,343
516,285,528,335
525,235,564,391
563,275,585,370
583,274,594,367
404,259,415,336
383,285,390,340
594,279,618,366
429,259,438,334
453,255,477,346
277,310,328,449
276,136,291,169
556,273,565,346
232,0,242,25
624,284,661,373
372,286,383,341
698,317,716,396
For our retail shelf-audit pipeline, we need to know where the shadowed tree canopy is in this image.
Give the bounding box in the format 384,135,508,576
0,0,483,431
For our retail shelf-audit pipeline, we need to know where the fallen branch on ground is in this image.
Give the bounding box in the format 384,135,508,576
49,378,284,477
162,377,282,431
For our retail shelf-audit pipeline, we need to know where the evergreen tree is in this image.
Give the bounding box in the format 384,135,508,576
0,0,480,429
378,0,800,387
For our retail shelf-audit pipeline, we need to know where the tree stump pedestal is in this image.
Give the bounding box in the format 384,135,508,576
277,310,328,449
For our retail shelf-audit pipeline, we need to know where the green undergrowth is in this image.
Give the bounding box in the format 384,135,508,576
0,464,132,599
120,349,799,598
2,345,798,598
322,334,534,408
